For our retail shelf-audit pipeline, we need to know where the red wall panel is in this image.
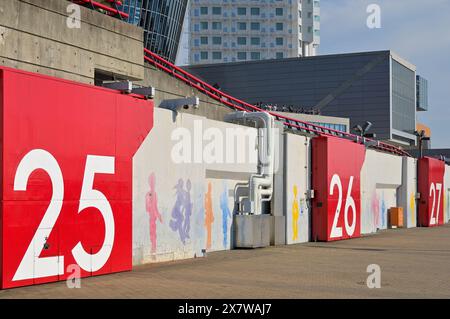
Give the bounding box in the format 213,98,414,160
312,136,366,241
0,67,153,288
418,157,445,227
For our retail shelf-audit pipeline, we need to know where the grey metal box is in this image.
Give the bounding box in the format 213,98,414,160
234,214,271,248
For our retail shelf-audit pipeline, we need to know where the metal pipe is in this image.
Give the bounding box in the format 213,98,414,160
225,111,275,215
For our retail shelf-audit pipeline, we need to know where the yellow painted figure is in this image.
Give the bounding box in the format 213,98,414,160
292,185,299,241
409,192,416,225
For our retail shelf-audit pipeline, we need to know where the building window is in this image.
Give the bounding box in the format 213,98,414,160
237,37,247,45
212,36,222,45
200,22,208,30
200,51,208,60
251,7,260,16
212,22,222,30
212,7,222,15
298,10,302,18
237,52,247,60
308,12,312,18
299,25,302,33
200,7,208,15
276,52,284,59
237,7,247,15
308,26,312,33
251,52,261,60
314,1,320,7
314,15,320,22
276,23,283,31
212,51,222,60
251,22,260,31
200,36,208,45
276,37,283,45
238,22,247,30
251,37,260,45
275,8,283,16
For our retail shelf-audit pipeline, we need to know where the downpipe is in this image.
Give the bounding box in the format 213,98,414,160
224,111,275,215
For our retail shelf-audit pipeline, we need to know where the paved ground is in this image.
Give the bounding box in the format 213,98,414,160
1,224,450,299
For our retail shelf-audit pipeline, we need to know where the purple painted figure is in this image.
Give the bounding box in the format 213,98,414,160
170,179,186,244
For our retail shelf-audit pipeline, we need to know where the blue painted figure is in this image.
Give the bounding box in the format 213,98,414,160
183,179,193,240
381,194,386,228
220,186,231,248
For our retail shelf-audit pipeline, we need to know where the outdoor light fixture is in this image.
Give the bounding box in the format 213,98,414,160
414,129,431,158
352,121,375,138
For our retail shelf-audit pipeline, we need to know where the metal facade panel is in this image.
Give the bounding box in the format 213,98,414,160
186,51,393,140
0,67,154,288
311,135,365,241
417,157,445,227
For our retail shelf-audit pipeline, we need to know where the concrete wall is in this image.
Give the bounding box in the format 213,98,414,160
361,149,403,234
284,133,311,244
0,0,144,84
132,108,257,265
140,65,235,122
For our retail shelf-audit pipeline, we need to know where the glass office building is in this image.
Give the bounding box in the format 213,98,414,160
120,0,188,63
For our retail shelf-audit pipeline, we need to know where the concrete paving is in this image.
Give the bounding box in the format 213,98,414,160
1,224,450,299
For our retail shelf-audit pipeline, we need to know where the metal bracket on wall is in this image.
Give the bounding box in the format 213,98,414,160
159,96,200,114
132,86,156,99
102,80,133,93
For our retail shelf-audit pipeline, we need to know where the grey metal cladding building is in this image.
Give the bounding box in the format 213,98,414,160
185,50,426,146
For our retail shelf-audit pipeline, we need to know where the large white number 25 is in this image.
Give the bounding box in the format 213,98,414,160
13,149,115,281
330,174,356,238
429,182,442,226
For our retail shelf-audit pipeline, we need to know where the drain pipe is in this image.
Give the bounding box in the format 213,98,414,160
225,111,275,215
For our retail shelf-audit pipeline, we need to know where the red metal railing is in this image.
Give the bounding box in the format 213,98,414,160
71,0,129,19
143,48,410,157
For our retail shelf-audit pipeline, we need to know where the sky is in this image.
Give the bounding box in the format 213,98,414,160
319,0,450,148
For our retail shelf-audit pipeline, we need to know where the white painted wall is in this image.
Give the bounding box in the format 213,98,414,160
132,107,427,265
398,157,418,228
444,165,450,223
132,108,257,265
284,133,311,244
361,150,403,234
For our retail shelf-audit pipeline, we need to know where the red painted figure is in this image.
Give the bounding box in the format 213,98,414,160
146,173,163,254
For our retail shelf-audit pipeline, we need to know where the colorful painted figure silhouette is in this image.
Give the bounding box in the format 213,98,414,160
381,194,386,228
170,179,186,244
410,192,416,225
145,173,163,254
204,182,214,250
183,179,193,240
220,186,231,248
292,185,299,241
371,192,380,229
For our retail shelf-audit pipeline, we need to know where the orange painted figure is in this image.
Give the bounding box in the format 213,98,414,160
146,173,163,254
292,185,299,241
204,182,215,250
